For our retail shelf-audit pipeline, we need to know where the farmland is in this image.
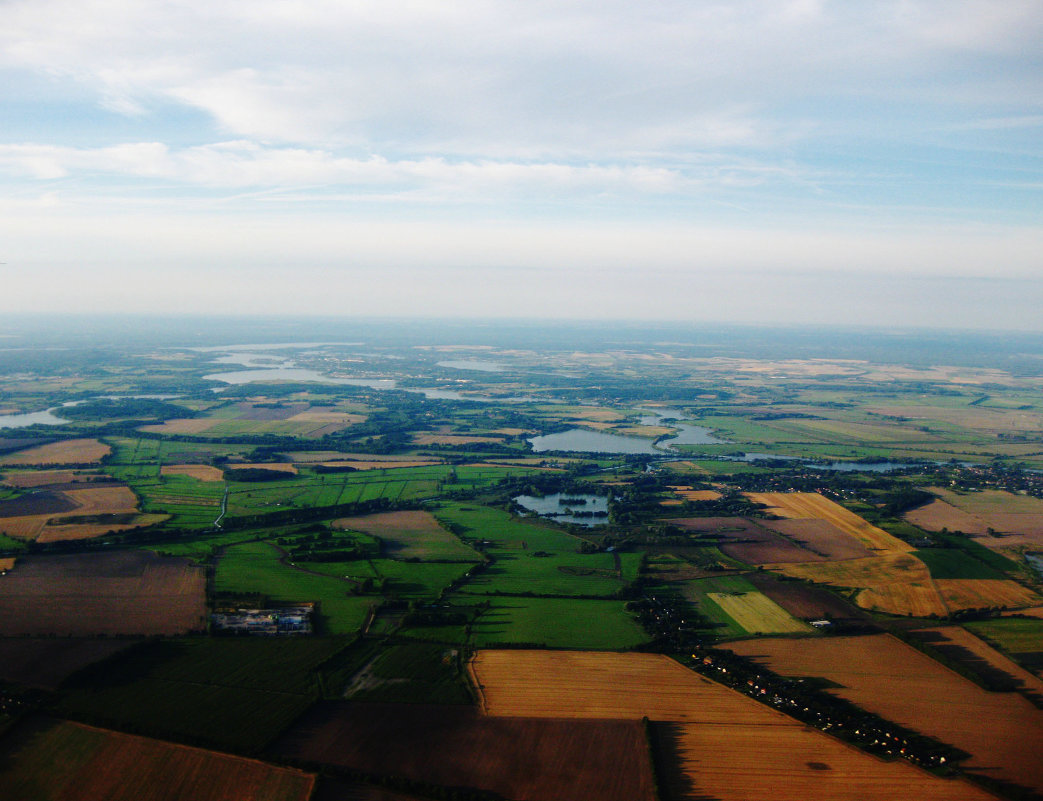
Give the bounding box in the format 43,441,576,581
0,551,206,636
274,702,656,801
1,321,1043,799
0,718,315,801
725,634,1043,794
470,650,995,801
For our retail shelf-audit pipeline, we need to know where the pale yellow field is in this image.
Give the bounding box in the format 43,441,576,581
61,486,139,515
0,439,111,466
765,552,948,617
470,650,994,801
745,492,912,553
160,464,225,482
706,592,810,634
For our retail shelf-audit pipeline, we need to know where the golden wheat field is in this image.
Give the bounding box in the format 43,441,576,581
745,492,912,553
470,650,995,801
764,552,948,617
160,464,225,481
726,634,1043,794
0,439,111,466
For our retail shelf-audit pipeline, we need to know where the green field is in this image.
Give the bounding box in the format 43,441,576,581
214,541,373,635
435,503,635,598
346,642,472,704
59,638,349,752
914,548,1007,580
965,618,1043,654
468,596,648,650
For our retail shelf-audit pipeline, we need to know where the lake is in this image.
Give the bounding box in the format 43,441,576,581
204,368,398,390
639,413,724,447
529,428,660,454
436,359,505,372
513,493,610,527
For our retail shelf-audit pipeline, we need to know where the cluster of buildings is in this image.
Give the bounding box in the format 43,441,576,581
210,604,313,635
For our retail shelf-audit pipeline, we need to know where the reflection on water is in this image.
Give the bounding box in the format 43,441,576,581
513,493,610,527
529,428,660,454
436,360,505,372
204,368,397,389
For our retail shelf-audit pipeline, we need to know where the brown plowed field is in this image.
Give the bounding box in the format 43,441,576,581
665,517,823,564
160,464,225,481
725,634,1043,794
273,702,655,801
470,650,994,801
905,499,990,535
918,489,1043,549
759,518,875,560
745,492,912,553
764,553,948,617
0,718,315,801
2,469,101,487
0,438,110,466
0,551,206,636
0,638,138,689
0,490,78,517
747,573,866,620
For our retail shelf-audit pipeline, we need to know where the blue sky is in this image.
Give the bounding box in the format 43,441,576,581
1,0,1041,328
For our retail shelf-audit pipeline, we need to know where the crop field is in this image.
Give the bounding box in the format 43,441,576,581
913,625,1043,697
0,550,206,636
274,702,656,801
0,638,137,689
682,575,810,636
470,650,993,801
214,541,372,634
706,591,811,634
747,572,863,620
0,438,111,466
437,503,631,597
0,718,316,801
919,489,1043,549
0,484,161,542
906,499,991,535
966,618,1043,656
935,578,1041,611
758,518,876,560
745,492,912,553
2,468,101,487
468,596,648,649
725,634,1043,794
664,517,825,564
59,638,349,753
160,464,225,481
334,510,481,561
765,552,949,617
321,559,474,600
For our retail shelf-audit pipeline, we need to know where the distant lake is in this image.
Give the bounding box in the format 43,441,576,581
204,368,397,390
639,414,724,447
1027,553,1043,577
436,360,505,372
529,428,660,454
722,453,950,472
513,493,609,527
0,408,69,428
0,394,181,430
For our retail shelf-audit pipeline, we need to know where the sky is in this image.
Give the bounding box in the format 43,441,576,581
1,0,1041,329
